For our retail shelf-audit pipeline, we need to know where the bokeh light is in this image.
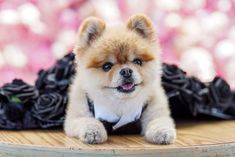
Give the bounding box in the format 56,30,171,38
0,0,234,88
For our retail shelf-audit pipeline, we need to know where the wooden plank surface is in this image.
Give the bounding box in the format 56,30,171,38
0,120,235,157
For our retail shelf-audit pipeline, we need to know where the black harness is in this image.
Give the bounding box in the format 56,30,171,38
86,96,147,135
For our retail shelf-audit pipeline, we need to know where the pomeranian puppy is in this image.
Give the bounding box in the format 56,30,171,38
64,14,176,144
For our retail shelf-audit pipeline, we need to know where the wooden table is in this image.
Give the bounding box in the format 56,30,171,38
0,120,234,157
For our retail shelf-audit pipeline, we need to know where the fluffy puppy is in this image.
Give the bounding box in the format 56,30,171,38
64,14,176,144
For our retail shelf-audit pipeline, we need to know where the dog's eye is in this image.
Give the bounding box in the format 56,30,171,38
102,62,113,72
132,58,142,66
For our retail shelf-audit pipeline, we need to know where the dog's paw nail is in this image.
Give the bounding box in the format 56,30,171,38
80,125,107,144
145,128,176,145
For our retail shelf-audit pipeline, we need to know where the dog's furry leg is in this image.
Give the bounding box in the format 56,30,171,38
141,85,176,144
64,77,107,144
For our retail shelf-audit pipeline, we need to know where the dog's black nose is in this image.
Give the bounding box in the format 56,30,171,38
120,68,133,78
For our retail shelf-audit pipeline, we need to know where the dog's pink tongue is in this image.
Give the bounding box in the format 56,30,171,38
121,83,134,90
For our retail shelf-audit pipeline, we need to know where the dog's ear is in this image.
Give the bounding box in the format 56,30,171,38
127,14,156,41
78,17,106,48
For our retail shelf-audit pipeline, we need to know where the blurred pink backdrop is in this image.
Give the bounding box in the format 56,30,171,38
0,0,235,88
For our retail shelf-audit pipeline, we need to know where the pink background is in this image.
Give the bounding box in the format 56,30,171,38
0,0,235,89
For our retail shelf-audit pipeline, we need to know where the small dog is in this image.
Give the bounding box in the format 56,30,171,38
64,14,176,144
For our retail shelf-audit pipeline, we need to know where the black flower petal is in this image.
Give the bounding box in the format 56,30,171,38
0,79,39,103
35,52,76,94
0,79,38,129
162,64,193,117
31,93,67,128
162,63,235,119
208,77,233,110
0,93,38,129
162,63,188,94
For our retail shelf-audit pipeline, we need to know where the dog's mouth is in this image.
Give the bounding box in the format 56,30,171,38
104,78,142,94
117,82,136,93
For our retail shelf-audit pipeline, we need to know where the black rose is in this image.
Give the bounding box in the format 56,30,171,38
180,78,208,116
161,64,235,119
162,63,189,96
162,64,194,117
0,79,38,124
0,79,39,104
31,93,67,128
187,78,207,99
35,52,76,94
0,93,38,129
209,77,233,110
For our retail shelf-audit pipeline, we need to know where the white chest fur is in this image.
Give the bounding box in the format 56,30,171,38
88,91,149,130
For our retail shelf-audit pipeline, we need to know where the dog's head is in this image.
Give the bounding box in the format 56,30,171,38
75,14,161,98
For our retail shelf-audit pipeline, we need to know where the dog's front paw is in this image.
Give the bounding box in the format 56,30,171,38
145,124,176,144
79,123,107,144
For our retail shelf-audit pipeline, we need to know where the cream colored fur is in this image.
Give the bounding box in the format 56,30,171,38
64,14,176,144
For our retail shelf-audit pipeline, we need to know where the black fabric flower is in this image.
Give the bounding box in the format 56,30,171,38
162,63,188,94
31,93,67,128
162,63,235,119
0,79,39,104
209,77,233,110
35,53,76,94
33,52,75,128
0,53,75,129
162,64,194,117
0,80,38,129
184,78,209,116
